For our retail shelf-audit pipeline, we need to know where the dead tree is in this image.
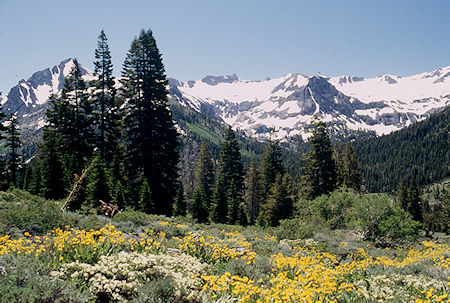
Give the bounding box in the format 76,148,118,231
60,163,92,212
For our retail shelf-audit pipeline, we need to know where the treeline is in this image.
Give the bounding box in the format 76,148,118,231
354,106,450,193
186,116,363,226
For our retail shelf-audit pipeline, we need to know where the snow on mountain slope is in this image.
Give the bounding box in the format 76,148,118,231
2,59,449,141
1,58,93,116
171,67,450,139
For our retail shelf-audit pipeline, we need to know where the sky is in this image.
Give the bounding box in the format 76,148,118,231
0,0,449,93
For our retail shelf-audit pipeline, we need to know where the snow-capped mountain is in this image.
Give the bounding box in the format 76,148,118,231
1,58,92,115
169,67,450,139
2,58,450,140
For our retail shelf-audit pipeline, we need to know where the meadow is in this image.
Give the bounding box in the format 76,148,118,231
0,189,448,302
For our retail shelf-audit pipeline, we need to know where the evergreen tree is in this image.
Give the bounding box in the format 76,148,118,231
193,140,215,198
42,59,94,196
211,127,245,224
244,160,260,225
173,186,187,217
138,178,153,213
260,140,284,201
260,173,293,226
91,30,121,163
61,59,94,172
227,179,247,225
111,180,127,210
191,187,209,223
0,93,6,189
302,116,337,199
190,140,214,221
27,161,42,196
407,179,422,222
39,130,66,199
86,151,110,208
335,142,361,191
397,179,408,210
4,114,21,187
121,29,179,215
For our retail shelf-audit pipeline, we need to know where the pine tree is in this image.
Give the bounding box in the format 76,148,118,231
121,29,179,215
91,30,120,163
244,160,260,225
0,93,6,189
211,127,245,224
227,179,247,225
407,179,422,222
62,59,94,172
111,180,127,210
193,140,215,198
397,179,408,210
190,140,214,221
191,187,209,223
260,140,284,201
173,186,187,217
260,173,293,226
86,151,111,208
39,130,66,199
42,59,94,197
4,114,21,187
335,142,361,191
138,178,154,213
302,116,336,199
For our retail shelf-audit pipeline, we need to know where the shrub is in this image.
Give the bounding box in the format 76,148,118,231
347,194,420,243
310,189,355,229
0,190,71,236
52,251,210,302
276,218,315,240
0,254,92,303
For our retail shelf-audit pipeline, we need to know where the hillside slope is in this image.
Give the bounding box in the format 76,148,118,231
354,106,450,192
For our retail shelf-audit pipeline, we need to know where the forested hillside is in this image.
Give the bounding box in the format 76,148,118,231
355,106,450,193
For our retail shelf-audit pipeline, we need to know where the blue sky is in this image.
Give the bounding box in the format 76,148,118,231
1,0,449,93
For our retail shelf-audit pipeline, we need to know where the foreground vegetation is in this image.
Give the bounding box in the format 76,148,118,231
0,189,448,302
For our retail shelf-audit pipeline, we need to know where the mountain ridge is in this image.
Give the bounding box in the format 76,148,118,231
2,59,450,141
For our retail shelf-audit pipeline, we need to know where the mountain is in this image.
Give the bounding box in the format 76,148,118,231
169,67,450,140
2,59,449,142
0,59,93,157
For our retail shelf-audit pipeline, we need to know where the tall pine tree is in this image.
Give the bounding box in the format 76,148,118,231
42,60,94,192
121,29,179,215
91,30,121,163
260,140,284,202
244,160,260,225
4,114,21,187
39,130,66,199
335,142,361,191
260,173,293,226
302,116,337,199
0,93,6,190
407,179,423,222
190,140,214,222
211,126,245,224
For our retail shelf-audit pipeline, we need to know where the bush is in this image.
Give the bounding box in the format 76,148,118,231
276,218,315,240
0,254,92,303
310,189,355,229
52,251,209,302
347,194,420,243
0,189,71,236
